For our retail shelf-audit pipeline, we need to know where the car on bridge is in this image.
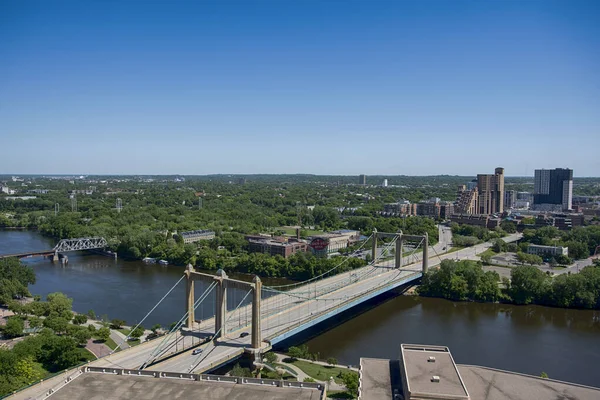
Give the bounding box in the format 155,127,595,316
192,348,203,355
239,332,249,338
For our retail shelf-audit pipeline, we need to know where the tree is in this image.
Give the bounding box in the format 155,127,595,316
28,316,42,329
0,258,36,304
46,292,73,319
540,372,549,379
264,352,277,364
73,314,88,325
110,319,126,329
3,317,24,338
327,357,338,366
231,363,252,377
87,309,96,320
151,324,162,334
288,346,304,360
129,326,145,340
72,328,92,346
97,327,111,342
39,336,80,372
510,266,549,305
43,316,68,334
341,372,359,397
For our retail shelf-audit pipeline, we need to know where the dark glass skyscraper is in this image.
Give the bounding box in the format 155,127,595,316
534,168,573,210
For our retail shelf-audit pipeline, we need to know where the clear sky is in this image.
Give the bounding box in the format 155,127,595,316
1,0,599,176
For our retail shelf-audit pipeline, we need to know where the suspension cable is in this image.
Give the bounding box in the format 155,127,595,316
141,280,217,368
188,288,253,373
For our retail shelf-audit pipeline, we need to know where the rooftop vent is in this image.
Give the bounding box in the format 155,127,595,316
428,356,436,363
431,376,440,383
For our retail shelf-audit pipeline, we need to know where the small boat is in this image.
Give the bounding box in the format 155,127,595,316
142,257,157,264
158,260,168,266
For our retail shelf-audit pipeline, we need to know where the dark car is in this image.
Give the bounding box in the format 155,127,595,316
239,332,249,338
192,348,203,355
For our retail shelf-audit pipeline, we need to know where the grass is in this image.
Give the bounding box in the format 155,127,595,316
287,359,356,384
78,347,97,362
277,227,325,236
327,390,354,399
91,333,119,351
477,248,496,258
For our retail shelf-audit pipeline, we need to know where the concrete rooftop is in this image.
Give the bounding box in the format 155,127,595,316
400,344,469,399
49,373,322,400
458,365,600,400
359,358,401,400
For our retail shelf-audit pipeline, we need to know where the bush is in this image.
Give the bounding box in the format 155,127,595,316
73,314,88,325
264,352,277,364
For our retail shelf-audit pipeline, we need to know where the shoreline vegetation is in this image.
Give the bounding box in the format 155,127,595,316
417,259,600,310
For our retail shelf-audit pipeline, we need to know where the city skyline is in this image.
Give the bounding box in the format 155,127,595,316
1,0,599,175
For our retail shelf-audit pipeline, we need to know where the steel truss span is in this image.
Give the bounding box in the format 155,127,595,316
53,237,108,252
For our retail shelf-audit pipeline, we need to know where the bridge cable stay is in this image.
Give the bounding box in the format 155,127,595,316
187,287,254,373
259,237,399,330
111,274,186,354
141,281,217,369
264,233,374,290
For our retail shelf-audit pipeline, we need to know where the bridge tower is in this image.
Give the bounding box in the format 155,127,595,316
215,269,228,339
374,230,429,273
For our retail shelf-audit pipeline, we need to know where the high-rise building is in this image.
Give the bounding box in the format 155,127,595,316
534,168,573,211
477,167,505,215
455,185,479,215
504,190,517,209
359,174,367,185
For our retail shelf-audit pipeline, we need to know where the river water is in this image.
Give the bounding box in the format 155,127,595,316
1,230,599,387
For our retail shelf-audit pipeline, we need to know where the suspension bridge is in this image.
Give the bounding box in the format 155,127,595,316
0,237,110,261
92,229,446,374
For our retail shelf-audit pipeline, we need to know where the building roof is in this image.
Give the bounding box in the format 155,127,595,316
46,371,323,400
359,358,401,400
181,229,215,237
457,365,600,400
400,344,469,399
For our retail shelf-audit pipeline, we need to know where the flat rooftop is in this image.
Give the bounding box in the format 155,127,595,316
359,358,401,400
458,365,600,400
400,344,469,399
48,371,322,400
359,356,600,400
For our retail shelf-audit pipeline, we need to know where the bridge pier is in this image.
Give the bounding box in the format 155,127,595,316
215,269,228,339
395,233,403,269
423,232,429,273
251,276,262,349
52,251,59,262
185,265,195,328
371,228,377,260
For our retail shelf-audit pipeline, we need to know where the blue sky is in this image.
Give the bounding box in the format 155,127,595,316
1,0,599,176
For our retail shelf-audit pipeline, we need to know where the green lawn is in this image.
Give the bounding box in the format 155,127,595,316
78,348,97,362
92,334,119,351
477,248,496,258
327,390,354,399
287,360,356,384
277,227,325,236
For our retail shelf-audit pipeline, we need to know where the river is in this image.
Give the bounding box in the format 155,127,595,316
1,230,599,387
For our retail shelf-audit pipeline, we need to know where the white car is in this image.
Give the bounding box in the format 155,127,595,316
192,348,203,355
